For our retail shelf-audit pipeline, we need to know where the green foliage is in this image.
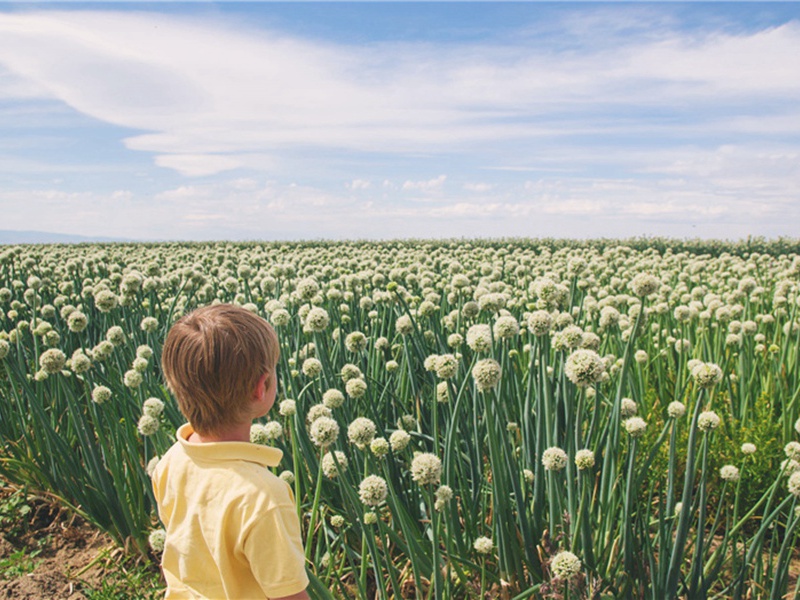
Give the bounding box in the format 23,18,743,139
0,487,33,540
1,239,800,598
78,560,164,600
0,548,43,579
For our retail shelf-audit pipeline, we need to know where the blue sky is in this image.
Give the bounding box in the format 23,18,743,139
1,2,800,241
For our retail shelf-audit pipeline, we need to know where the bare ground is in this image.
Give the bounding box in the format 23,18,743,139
0,487,162,600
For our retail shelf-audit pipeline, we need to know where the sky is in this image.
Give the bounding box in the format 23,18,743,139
1,2,800,242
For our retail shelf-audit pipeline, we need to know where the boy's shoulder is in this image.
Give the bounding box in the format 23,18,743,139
154,427,292,508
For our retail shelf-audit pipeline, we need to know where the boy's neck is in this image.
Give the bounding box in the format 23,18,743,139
188,422,252,444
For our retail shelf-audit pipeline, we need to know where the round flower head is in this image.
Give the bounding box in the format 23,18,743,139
67,310,88,333
363,511,378,525
553,325,584,352
447,333,463,348
395,314,414,336
140,316,158,333
348,417,377,449
91,385,112,404
472,358,501,392
39,348,66,374
397,414,417,431
92,340,114,361
692,362,724,389
629,273,659,297
269,309,290,328
301,358,323,378
436,381,450,403
137,414,160,436
697,411,721,432
279,399,297,417
330,515,345,528
390,429,411,452
106,325,126,346
785,441,800,461
550,551,582,580
667,401,686,419
321,450,348,478
345,331,367,353
322,389,345,409
624,417,647,438
310,416,339,447
304,307,330,332
741,442,757,455
466,324,493,353
620,398,637,418
148,529,166,553
279,471,295,485
542,447,568,471
473,536,493,555
263,421,283,440
564,349,605,388
634,350,648,364
340,363,363,382
581,331,601,351
674,502,683,516
0,340,9,360
94,289,118,312
527,310,554,336
575,449,595,470
250,424,271,445
424,354,439,372
521,469,533,485
493,315,519,339
435,354,459,379
143,397,165,417
411,452,442,486
70,350,92,374
461,301,480,319
296,277,319,300
599,306,621,329
132,356,149,373
720,465,740,482
783,459,800,477
434,485,453,511
124,369,143,389
345,377,367,399
136,345,154,360
359,475,388,507
370,437,389,458
788,471,800,498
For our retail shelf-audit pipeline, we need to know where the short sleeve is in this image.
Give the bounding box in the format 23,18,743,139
243,503,309,598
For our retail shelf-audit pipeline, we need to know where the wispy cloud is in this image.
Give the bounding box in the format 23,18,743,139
1,10,799,178
0,6,799,240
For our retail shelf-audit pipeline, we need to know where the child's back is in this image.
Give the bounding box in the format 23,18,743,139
153,304,309,599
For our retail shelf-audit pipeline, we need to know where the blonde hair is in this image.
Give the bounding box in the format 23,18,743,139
162,304,279,435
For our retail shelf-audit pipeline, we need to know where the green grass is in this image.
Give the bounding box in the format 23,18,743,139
0,548,43,579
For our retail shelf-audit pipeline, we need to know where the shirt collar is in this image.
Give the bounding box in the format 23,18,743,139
176,423,283,467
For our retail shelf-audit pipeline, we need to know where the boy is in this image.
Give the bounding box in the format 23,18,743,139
152,304,310,599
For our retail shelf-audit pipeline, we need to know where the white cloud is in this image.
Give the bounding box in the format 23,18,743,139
402,175,446,192
463,182,492,193
1,10,799,179
349,179,371,190
154,154,243,177
111,190,133,201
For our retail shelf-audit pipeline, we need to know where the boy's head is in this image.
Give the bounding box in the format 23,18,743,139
161,304,279,435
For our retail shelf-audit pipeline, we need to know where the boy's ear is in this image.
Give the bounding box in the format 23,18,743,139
252,372,269,401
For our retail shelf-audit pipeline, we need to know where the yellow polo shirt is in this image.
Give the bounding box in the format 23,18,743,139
152,423,308,599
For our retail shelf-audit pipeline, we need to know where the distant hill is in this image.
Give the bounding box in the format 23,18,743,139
0,230,133,245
